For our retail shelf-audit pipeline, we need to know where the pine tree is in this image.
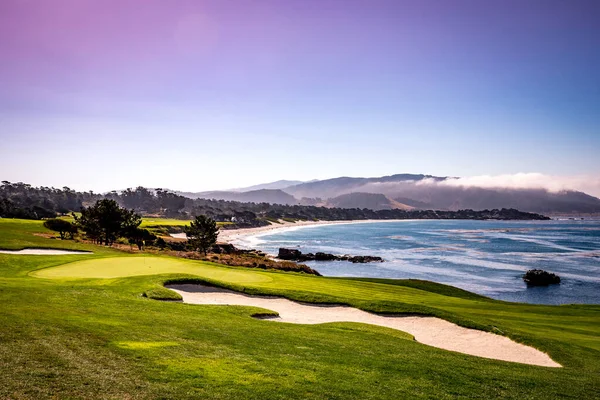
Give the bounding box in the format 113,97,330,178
184,215,219,255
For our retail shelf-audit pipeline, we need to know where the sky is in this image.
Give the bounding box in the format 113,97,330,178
1,0,599,195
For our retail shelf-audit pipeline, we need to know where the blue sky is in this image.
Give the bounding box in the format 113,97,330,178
1,0,599,193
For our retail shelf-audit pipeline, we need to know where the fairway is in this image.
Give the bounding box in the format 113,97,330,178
140,217,232,228
140,218,192,227
2,219,600,399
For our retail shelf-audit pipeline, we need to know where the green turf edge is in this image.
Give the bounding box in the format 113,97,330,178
343,277,491,301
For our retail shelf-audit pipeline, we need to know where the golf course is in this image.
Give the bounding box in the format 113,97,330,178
1,218,599,399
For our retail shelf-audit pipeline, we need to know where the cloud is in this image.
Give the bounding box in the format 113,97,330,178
416,173,600,197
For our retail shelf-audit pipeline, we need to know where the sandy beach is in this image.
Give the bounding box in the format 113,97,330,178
218,219,394,242
167,283,561,368
170,219,399,243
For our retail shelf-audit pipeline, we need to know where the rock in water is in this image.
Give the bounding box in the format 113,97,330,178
314,252,337,261
277,248,383,263
347,255,384,263
523,269,561,286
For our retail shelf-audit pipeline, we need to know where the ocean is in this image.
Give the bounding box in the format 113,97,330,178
233,219,600,305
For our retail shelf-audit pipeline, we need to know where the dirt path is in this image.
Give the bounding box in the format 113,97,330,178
167,284,560,368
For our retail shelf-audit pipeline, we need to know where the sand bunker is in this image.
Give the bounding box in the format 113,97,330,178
168,284,561,368
0,249,92,255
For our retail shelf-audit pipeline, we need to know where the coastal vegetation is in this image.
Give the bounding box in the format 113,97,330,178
37,202,319,276
183,215,219,255
75,199,142,246
0,218,599,398
43,218,77,239
1,182,550,229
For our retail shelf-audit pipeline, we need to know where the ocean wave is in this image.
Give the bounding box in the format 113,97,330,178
249,220,600,304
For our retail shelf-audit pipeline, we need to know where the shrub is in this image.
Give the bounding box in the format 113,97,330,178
167,241,188,252
155,237,167,249
43,218,75,239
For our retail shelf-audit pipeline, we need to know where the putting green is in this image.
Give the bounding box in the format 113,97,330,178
32,256,272,283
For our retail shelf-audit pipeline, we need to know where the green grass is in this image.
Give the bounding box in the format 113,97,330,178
140,218,193,227
138,217,232,235
33,257,273,284
1,218,600,399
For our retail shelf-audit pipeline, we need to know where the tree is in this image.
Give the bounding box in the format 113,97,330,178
43,218,75,239
75,199,141,245
126,227,156,251
184,215,219,255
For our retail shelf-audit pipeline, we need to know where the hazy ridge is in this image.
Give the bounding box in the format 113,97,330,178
176,173,600,213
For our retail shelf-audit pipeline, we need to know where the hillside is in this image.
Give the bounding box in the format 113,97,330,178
280,174,600,214
165,173,600,214
326,192,413,211
284,174,443,199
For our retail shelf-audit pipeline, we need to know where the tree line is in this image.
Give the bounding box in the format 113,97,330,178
43,199,219,253
0,181,550,222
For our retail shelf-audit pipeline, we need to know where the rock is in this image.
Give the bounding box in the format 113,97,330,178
315,252,336,261
348,255,384,263
523,269,561,286
278,248,303,260
277,248,383,263
210,243,238,254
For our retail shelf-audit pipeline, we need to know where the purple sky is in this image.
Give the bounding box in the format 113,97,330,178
1,0,599,193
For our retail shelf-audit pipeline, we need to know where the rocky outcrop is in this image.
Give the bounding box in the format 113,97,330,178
175,243,320,276
341,255,384,263
278,248,303,260
523,269,561,286
210,243,267,257
278,248,383,263
210,243,238,254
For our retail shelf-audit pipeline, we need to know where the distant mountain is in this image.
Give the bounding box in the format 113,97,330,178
176,189,298,205
325,192,413,211
178,173,600,214
284,174,446,199
230,180,308,192
283,174,600,214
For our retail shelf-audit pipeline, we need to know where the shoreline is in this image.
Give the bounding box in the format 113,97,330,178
173,217,571,244
217,219,406,244
171,219,406,243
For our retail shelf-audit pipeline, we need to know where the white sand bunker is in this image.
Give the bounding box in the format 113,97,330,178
0,248,92,255
168,284,561,368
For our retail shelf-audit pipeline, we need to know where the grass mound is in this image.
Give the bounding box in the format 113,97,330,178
143,286,182,301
